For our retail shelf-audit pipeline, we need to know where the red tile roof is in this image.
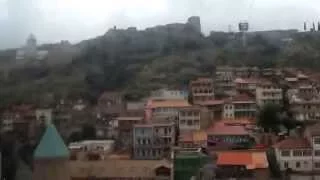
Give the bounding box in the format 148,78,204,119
207,122,249,135
198,100,225,106
272,137,311,149
217,151,268,169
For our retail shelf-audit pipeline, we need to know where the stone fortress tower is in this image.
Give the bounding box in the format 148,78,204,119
32,124,70,180
187,16,202,33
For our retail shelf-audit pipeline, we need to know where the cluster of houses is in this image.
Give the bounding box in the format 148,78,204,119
4,66,320,179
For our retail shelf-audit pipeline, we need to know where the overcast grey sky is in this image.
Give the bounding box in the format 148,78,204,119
1,0,320,49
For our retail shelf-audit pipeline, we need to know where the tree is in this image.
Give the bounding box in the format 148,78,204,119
258,103,282,133
81,124,97,140
68,131,82,143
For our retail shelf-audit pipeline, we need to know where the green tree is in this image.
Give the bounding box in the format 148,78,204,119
258,103,282,133
81,124,97,140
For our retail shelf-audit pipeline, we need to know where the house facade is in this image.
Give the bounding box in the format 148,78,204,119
133,122,175,160
256,82,283,107
290,100,320,122
190,78,215,103
145,99,190,121
178,106,212,131
151,88,188,100
215,66,235,96
207,121,254,150
273,123,320,172
223,95,257,120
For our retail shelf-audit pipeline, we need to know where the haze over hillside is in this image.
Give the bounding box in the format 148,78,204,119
2,0,320,49
0,16,320,107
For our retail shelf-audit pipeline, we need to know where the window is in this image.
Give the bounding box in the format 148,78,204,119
302,150,312,156
180,120,186,124
314,137,320,145
296,162,301,168
284,162,289,169
281,150,290,157
315,150,320,156
293,150,303,156
315,162,320,168
194,120,200,125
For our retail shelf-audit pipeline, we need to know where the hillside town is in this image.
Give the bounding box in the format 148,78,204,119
3,65,320,180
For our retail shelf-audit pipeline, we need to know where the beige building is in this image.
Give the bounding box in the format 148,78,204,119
234,78,259,94
215,66,235,96
145,99,191,121
190,78,215,103
223,94,257,119
256,81,282,107
178,106,212,131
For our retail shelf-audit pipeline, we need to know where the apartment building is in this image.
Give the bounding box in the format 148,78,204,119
133,122,175,160
215,67,235,96
117,116,143,146
223,94,257,119
207,121,255,150
198,100,224,121
234,78,259,94
290,99,320,122
150,88,188,100
178,106,212,131
97,91,125,116
145,99,190,121
189,78,215,103
256,81,283,107
273,123,320,172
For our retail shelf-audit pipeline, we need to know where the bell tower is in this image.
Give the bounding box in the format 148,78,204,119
33,124,70,180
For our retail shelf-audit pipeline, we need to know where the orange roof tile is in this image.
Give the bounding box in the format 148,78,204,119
272,137,311,149
217,151,268,169
146,99,191,109
179,130,207,143
193,130,207,142
217,151,252,166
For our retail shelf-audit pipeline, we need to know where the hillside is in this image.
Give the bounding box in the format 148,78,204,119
1,18,320,107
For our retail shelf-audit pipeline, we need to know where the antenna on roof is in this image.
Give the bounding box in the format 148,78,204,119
304,22,307,31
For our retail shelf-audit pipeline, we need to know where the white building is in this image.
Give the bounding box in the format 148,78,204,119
69,140,115,153
256,81,282,107
16,34,48,61
274,123,320,172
